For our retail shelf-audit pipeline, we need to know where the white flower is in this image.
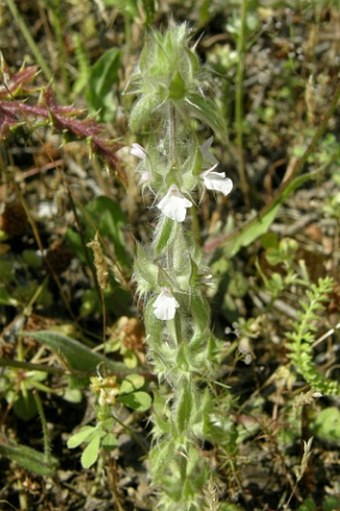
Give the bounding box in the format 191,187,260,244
201,165,233,196
153,288,179,320
130,143,146,160
157,185,192,222
130,143,152,185
140,170,151,183
199,137,232,195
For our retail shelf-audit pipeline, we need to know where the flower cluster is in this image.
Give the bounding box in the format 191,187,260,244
131,139,233,321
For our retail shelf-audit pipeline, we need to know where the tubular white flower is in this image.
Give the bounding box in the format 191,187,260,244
201,165,233,196
130,143,146,160
157,185,192,222
153,288,179,321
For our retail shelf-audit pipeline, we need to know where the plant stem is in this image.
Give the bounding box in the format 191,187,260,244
169,102,178,169
33,391,51,464
235,0,250,207
190,205,201,246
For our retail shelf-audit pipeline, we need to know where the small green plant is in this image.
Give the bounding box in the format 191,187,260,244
286,277,339,396
67,372,151,468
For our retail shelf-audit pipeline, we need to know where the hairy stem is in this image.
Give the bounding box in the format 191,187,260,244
235,0,250,206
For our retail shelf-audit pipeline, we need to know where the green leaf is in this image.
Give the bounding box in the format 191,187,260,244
313,407,340,443
63,387,83,403
154,217,177,255
143,300,164,349
118,391,152,412
67,426,97,449
152,392,171,435
66,196,130,271
190,145,204,177
86,48,121,122
224,171,319,257
149,439,175,481
23,330,135,375
87,196,130,268
0,286,17,306
13,390,37,421
0,442,58,476
168,70,186,100
297,498,317,511
64,227,87,263
120,374,145,394
228,271,248,298
134,243,159,293
123,350,138,368
81,434,101,468
102,432,118,449
186,93,226,136
191,294,210,335
129,93,162,132
176,377,193,433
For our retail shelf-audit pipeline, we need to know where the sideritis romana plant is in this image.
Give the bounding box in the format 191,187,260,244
130,23,233,510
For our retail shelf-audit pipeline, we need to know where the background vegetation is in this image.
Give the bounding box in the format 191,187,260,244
0,1,339,510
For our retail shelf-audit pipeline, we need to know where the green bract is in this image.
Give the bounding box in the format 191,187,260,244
129,24,225,138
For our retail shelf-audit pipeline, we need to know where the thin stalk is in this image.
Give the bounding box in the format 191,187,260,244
235,0,250,206
106,455,125,511
0,358,66,375
33,391,51,464
169,102,178,169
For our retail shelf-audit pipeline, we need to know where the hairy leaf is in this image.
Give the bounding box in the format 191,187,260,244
23,330,137,375
0,442,58,476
